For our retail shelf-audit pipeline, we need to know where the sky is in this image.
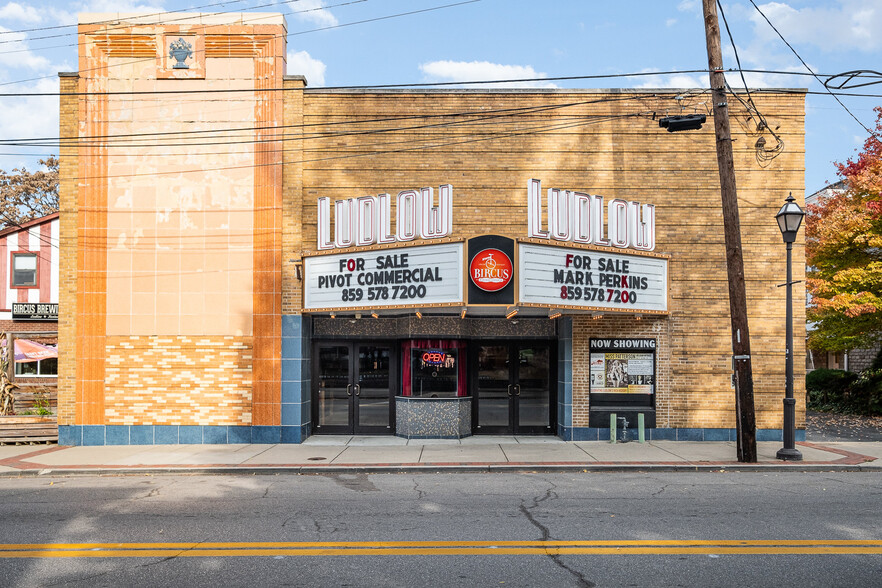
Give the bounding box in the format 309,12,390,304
0,0,880,193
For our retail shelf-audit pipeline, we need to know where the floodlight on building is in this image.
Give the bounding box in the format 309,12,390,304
415,310,423,319
659,114,706,132
548,309,562,320
505,307,519,320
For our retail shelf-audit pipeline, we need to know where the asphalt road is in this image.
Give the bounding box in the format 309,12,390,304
0,471,880,587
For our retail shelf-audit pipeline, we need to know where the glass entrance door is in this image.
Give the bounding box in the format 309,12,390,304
473,342,554,435
314,343,394,435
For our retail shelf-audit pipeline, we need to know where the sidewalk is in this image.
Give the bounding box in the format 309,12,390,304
1,437,880,476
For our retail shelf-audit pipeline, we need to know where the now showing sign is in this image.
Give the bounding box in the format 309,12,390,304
518,243,668,313
304,242,464,311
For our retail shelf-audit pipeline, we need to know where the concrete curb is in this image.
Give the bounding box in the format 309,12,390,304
0,462,879,477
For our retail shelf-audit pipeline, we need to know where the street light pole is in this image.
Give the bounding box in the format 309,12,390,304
776,194,804,461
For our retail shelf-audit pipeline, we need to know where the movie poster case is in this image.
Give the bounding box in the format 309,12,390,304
589,338,656,395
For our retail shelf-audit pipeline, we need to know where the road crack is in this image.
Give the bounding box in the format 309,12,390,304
135,540,206,568
520,481,595,587
412,477,426,501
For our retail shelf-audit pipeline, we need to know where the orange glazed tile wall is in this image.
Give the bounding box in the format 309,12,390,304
251,32,285,427
285,89,806,430
62,15,286,428
104,336,252,426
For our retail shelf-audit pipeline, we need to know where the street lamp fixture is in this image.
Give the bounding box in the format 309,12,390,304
776,193,805,243
775,193,805,461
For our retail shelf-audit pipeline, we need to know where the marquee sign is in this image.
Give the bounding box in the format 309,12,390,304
317,185,453,250
527,179,656,251
303,242,463,311
518,242,668,313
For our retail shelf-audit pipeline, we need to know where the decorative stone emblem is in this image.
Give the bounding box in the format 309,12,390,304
168,37,193,69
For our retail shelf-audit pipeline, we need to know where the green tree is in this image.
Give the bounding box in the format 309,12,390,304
806,107,882,352
0,156,59,230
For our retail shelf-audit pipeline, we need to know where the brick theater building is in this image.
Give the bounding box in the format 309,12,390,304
57,13,806,445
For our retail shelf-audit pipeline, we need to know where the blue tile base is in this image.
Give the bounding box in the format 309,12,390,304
59,425,806,446
58,425,312,446
560,427,805,442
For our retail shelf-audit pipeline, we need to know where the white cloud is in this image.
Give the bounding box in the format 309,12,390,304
287,50,326,86
49,1,167,26
677,0,700,13
666,18,678,27
290,0,338,28
0,77,58,172
0,26,50,70
0,2,42,23
77,0,165,11
419,60,558,89
748,0,882,52
634,70,705,89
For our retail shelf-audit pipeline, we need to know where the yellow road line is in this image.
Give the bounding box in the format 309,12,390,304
0,542,880,558
0,539,880,551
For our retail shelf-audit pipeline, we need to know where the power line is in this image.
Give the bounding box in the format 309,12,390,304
0,0,312,45
4,67,882,97
1,95,653,146
43,111,656,184
0,0,461,88
716,0,783,166
747,0,878,139
0,0,471,57
0,69,830,97
4,110,648,242
0,0,292,37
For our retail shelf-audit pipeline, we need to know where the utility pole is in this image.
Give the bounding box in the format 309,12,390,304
702,0,757,462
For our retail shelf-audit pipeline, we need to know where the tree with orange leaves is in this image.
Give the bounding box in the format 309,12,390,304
0,156,58,230
806,107,882,352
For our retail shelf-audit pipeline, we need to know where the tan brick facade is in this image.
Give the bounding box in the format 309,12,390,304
288,89,806,431
60,13,805,441
57,72,79,426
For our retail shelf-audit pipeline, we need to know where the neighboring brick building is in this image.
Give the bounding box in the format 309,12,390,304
0,213,59,383
58,13,807,445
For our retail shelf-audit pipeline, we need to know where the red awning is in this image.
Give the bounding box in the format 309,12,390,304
13,339,58,363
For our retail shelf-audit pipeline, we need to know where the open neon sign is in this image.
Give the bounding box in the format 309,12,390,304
421,350,447,366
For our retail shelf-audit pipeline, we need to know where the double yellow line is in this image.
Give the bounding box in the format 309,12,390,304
0,540,880,558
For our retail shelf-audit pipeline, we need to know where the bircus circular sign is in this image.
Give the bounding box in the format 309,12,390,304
469,248,513,292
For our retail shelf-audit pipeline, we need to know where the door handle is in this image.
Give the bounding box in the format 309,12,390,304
346,384,352,396
354,384,361,396
507,384,513,397
514,384,521,396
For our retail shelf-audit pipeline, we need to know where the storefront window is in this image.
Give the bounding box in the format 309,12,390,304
12,253,38,287
401,340,467,397
410,348,459,397
15,358,57,377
